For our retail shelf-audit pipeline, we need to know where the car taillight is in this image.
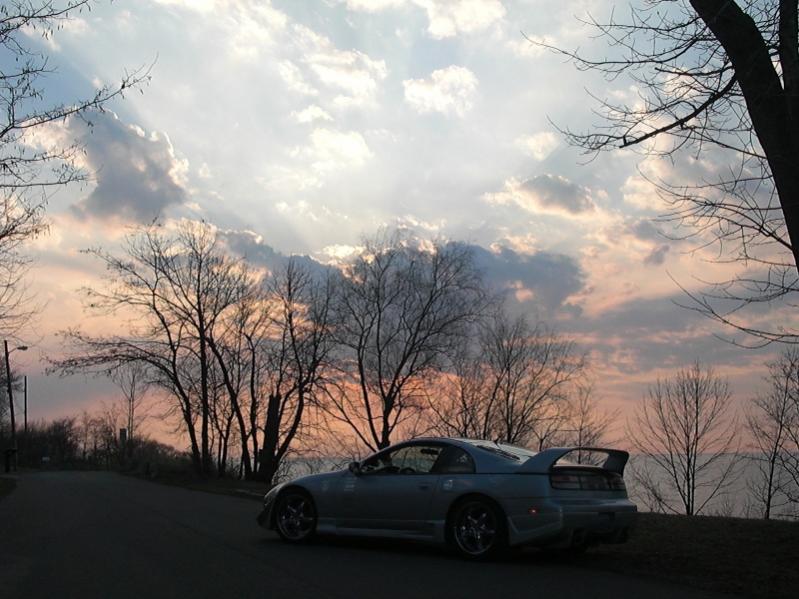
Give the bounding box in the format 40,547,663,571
550,469,627,491
550,472,582,489
608,473,626,491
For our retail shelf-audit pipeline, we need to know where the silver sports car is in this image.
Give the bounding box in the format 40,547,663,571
256,437,637,559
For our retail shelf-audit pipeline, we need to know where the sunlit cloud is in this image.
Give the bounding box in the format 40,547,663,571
515,131,559,161
291,128,373,174
484,174,595,217
278,60,318,96
403,65,478,117
294,24,389,108
338,0,505,38
292,105,334,124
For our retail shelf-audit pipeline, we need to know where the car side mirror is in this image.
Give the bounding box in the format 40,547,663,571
348,461,362,475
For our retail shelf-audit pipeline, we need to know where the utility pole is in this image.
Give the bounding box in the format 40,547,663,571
23,375,27,436
3,342,28,472
4,340,16,471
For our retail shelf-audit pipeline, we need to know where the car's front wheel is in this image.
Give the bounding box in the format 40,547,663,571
274,489,317,543
449,498,507,560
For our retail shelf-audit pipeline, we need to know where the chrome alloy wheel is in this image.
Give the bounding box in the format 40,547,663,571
453,501,499,557
275,491,316,542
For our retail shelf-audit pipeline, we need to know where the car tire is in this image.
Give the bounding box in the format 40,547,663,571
274,488,317,544
448,497,508,560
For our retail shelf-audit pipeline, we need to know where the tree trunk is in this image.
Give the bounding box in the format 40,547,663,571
259,392,282,484
691,0,799,270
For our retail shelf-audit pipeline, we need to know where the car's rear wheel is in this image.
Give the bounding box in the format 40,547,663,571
274,489,316,543
449,498,507,560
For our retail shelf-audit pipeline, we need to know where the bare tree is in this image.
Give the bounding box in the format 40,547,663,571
428,311,586,449
207,258,335,483
560,383,620,461
324,232,487,451
1,1,149,335
255,260,335,483
755,348,799,507
628,362,740,515
205,282,264,479
110,363,151,443
541,1,799,344
53,222,251,476
479,313,585,448
426,342,490,439
746,349,798,518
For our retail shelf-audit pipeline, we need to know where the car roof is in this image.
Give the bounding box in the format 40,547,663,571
400,436,536,473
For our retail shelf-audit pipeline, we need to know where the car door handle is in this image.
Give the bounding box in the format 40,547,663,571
418,483,431,491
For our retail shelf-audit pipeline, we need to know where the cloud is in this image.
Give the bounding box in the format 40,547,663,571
278,60,318,96
341,0,406,11
403,65,478,117
292,105,333,124
228,4,288,61
339,0,505,39
293,24,388,108
70,112,188,223
469,244,585,315
417,0,505,39
152,0,222,12
626,218,663,243
506,34,554,58
644,244,670,265
291,128,373,174
516,132,559,161
320,244,363,262
219,228,331,278
485,174,595,216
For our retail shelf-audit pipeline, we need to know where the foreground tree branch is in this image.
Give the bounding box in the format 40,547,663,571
541,0,799,344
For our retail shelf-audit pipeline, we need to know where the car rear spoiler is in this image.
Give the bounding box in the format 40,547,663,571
517,447,629,475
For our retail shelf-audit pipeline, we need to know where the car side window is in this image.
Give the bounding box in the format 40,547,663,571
360,444,443,475
434,446,475,474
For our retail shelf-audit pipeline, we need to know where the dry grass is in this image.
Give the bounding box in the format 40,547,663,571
586,512,799,598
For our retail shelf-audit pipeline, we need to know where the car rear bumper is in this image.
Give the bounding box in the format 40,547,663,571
505,498,637,548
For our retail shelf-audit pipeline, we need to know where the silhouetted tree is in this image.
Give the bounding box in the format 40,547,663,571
207,258,335,483
746,349,798,518
205,276,267,479
111,363,151,444
255,260,335,483
54,222,251,476
324,231,487,451
544,1,799,344
428,310,585,449
628,362,740,515
560,383,620,462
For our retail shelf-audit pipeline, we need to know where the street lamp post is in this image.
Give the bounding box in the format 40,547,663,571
3,340,28,472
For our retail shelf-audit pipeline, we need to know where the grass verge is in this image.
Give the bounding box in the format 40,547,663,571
126,470,270,501
0,476,16,500
586,512,798,599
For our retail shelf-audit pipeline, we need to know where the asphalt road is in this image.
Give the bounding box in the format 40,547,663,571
0,471,730,599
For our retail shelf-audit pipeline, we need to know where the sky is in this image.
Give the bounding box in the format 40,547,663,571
10,0,783,437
